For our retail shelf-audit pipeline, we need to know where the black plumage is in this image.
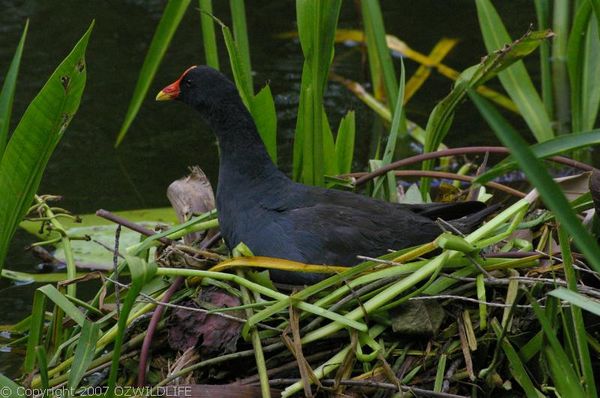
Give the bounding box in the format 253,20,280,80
157,66,496,284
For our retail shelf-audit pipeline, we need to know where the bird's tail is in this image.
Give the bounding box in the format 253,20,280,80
448,203,502,233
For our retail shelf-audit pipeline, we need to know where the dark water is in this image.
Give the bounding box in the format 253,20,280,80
0,0,540,372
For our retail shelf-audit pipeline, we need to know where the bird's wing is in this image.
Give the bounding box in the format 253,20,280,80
262,182,486,221
260,192,443,265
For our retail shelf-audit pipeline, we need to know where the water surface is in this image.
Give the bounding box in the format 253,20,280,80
0,0,544,373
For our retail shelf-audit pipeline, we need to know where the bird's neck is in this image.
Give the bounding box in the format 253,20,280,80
206,100,283,185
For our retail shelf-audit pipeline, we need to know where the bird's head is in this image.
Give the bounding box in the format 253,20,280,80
156,65,239,111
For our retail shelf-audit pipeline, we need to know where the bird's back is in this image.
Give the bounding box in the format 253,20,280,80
217,178,489,284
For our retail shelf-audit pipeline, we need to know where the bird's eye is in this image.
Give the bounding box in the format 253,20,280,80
184,79,192,88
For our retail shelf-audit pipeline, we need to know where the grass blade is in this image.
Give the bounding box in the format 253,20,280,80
0,22,93,273
35,346,49,390
470,91,600,273
556,225,597,397
106,256,157,395
0,20,28,157
552,0,571,134
24,289,46,372
38,284,87,326
433,354,446,392
582,9,600,131
593,0,600,40
229,0,252,93
474,129,600,184
220,22,253,107
198,0,219,70
115,0,190,146
252,85,278,164
475,0,554,142
334,111,355,175
528,293,586,397
534,0,553,116
220,20,277,163
567,1,591,134
490,319,544,398
549,288,600,317
68,321,100,391
420,29,552,196
24,284,86,373
295,0,342,186
360,0,397,107
373,59,405,199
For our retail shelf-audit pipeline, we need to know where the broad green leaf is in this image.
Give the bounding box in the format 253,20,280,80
420,28,552,197
471,92,600,273
475,129,600,184
252,85,278,164
19,206,177,239
198,0,219,70
0,373,22,396
476,0,554,142
334,111,355,174
0,20,28,157
68,321,100,391
20,207,174,270
115,0,190,146
53,224,163,270
295,0,342,186
0,22,93,273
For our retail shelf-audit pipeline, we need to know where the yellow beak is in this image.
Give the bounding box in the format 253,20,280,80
156,89,176,101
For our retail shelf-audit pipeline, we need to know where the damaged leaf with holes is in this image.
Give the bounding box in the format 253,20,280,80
0,22,94,272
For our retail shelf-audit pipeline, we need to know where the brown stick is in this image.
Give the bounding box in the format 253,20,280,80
136,276,184,387
352,146,594,186
95,209,171,245
348,170,526,198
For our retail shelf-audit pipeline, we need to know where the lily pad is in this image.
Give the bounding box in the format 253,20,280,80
20,207,177,270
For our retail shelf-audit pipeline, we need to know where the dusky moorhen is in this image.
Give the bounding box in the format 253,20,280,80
156,66,496,284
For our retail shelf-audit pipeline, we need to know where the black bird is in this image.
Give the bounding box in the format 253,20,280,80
156,66,495,284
